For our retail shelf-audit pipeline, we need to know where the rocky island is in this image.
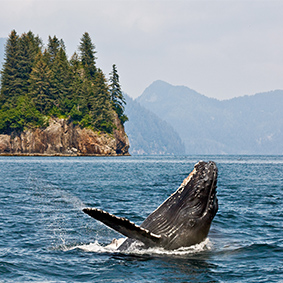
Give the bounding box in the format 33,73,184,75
0,31,129,156
0,116,129,156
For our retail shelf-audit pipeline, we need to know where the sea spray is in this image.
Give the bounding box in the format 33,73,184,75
71,238,212,257
26,174,87,249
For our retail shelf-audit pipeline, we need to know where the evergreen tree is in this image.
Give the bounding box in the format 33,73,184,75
68,52,84,120
0,30,127,136
109,64,128,124
0,30,20,106
92,69,113,132
69,52,81,71
16,32,42,96
79,32,97,79
47,35,61,63
28,51,53,114
28,31,43,52
49,47,70,114
79,80,95,128
0,94,47,134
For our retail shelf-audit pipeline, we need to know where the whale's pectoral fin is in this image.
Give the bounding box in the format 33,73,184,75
83,208,162,246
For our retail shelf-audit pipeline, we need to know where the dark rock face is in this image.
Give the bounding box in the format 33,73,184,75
0,117,130,156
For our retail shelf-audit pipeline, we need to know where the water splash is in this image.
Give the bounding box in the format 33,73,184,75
27,175,87,251
70,238,212,256
56,189,86,210
28,175,86,210
125,238,212,256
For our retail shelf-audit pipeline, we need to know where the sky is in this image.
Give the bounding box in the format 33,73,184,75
1,0,283,100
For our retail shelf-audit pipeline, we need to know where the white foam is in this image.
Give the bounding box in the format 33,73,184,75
125,238,212,256
69,238,212,256
71,241,110,253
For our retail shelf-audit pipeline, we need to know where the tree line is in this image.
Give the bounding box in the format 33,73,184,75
0,30,128,134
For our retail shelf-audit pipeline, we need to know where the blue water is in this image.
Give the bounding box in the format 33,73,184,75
0,155,282,282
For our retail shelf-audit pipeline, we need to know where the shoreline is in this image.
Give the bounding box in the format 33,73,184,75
0,153,131,157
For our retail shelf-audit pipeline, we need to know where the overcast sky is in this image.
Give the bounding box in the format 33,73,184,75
1,0,283,100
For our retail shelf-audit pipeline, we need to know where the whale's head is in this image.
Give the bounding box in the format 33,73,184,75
141,161,218,250
182,161,218,219
169,160,218,248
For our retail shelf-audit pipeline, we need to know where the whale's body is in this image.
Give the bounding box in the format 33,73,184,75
83,161,218,251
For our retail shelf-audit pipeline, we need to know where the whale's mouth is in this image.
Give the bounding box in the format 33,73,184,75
182,161,218,219
202,166,218,219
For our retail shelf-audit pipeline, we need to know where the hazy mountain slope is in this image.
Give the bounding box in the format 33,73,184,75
221,91,283,154
124,94,185,155
137,80,283,154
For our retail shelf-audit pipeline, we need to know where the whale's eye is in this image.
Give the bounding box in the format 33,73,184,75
188,219,195,227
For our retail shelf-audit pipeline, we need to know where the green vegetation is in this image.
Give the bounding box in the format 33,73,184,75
109,64,128,125
0,30,127,134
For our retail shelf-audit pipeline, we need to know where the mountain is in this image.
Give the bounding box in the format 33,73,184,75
137,80,283,154
124,94,185,155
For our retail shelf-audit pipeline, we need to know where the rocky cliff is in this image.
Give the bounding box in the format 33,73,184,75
0,116,130,156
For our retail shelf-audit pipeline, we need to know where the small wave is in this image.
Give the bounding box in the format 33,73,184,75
68,238,212,256
216,239,283,260
125,238,212,256
236,241,283,255
69,241,112,253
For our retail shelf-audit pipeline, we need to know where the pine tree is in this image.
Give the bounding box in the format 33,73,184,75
79,32,97,79
16,32,42,96
47,35,61,64
109,64,128,124
49,47,70,114
92,69,113,132
0,30,20,106
0,30,127,136
0,95,46,134
28,51,53,114
68,52,84,120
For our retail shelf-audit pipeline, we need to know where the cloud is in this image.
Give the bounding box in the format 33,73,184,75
1,0,283,99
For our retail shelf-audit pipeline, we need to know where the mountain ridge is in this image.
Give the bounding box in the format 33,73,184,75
124,94,185,155
137,80,283,154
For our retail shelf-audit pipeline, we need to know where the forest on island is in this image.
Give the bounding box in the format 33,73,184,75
0,30,127,135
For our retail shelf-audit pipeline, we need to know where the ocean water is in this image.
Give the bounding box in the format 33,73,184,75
0,155,282,282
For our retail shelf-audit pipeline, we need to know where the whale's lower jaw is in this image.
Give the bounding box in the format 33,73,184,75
83,161,218,251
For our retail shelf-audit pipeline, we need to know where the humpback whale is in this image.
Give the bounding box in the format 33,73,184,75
83,161,218,251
